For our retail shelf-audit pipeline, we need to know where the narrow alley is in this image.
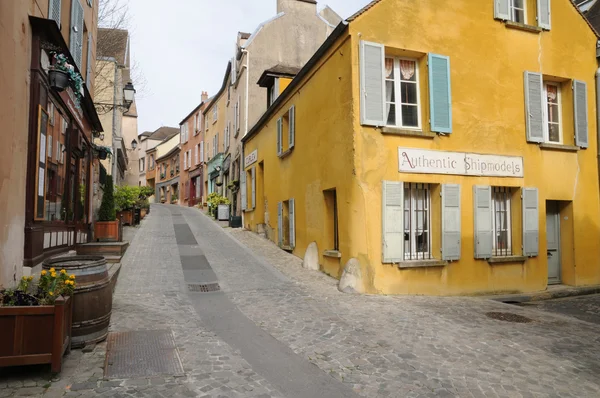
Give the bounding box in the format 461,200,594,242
2,205,600,397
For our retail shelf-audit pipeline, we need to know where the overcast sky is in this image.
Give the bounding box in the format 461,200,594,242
127,0,371,134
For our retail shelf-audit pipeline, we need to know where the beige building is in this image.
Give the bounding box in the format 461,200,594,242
0,0,102,287
139,127,179,192
223,0,341,217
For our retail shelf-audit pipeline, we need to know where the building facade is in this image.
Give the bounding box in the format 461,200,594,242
242,0,600,296
139,126,179,193
153,132,181,203
0,0,103,286
179,92,209,207
222,0,341,218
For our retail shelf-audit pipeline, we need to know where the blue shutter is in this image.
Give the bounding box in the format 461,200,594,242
428,54,452,133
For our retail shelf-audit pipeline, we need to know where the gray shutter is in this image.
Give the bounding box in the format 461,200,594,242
251,167,256,209
359,40,385,126
442,184,461,261
428,54,452,133
86,33,93,87
537,0,551,30
70,0,84,70
381,181,404,263
473,186,493,259
524,72,544,143
241,170,247,211
49,0,62,28
289,198,295,248
278,202,283,247
522,188,539,257
276,118,283,155
289,106,295,149
494,0,510,20
574,80,589,148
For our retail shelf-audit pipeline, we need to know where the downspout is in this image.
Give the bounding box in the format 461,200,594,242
111,60,119,184
241,48,250,225
596,66,600,196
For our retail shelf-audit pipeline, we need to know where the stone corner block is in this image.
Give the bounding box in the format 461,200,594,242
338,258,365,294
302,242,320,271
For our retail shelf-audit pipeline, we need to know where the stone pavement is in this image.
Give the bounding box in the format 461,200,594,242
1,204,599,397
519,294,600,325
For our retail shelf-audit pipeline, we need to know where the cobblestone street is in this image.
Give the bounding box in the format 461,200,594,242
1,204,600,397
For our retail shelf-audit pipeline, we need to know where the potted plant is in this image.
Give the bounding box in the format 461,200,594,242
48,53,84,108
115,186,139,226
94,178,119,241
48,67,69,92
171,193,178,204
207,192,230,219
92,144,112,160
0,271,77,373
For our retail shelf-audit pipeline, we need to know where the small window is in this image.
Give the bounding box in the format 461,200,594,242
492,187,512,257
385,57,420,129
543,82,561,143
404,183,431,260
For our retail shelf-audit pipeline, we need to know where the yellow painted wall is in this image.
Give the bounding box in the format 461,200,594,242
243,0,600,296
278,77,293,94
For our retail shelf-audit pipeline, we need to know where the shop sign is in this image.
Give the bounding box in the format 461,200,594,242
398,148,523,178
244,150,257,167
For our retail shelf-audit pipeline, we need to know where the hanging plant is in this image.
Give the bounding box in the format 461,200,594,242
49,52,85,109
91,143,112,160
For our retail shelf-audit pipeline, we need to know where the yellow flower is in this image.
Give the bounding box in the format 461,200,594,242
22,276,27,281
69,274,76,280
48,292,54,296
49,268,55,273
51,272,57,278
28,276,34,281
41,270,47,276
60,269,67,275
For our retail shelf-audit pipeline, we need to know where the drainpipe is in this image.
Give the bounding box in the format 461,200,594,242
596,66,600,192
241,48,250,225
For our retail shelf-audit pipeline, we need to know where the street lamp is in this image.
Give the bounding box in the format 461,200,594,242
123,82,136,109
131,140,138,150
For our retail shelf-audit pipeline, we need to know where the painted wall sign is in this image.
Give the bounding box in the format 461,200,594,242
245,150,258,167
398,148,524,178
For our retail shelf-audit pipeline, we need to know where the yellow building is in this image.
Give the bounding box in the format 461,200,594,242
242,0,600,296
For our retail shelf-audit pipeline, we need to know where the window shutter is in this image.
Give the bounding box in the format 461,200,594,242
428,54,452,133
251,167,256,209
278,202,283,247
195,145,198,165
183,152,186,169
473,186,493,259
70,0,84,70
200,142,204,162
49,0,61,28
574,80,589,148
522,188,539,257
381,181,404,263
277,118,283,156
537,0,551,30
359,41,385,126
289,106,295,149
289,198,296,248
524,72,544,143
241,170,247,211
85,33,93,88
442,184,461,261
494,0,510,20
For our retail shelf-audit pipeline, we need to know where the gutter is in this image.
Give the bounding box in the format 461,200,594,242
242,20,348,143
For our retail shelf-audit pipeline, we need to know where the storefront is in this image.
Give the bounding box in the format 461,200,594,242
189,167,203,207
24,18,103,267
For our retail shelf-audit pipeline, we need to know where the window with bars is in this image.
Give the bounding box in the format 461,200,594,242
385,57,420,129
492,187,512,257
403,183,431,260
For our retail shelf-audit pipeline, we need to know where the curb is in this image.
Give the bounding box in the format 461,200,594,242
487,285,600,303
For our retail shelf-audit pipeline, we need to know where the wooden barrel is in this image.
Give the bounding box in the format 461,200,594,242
43,256,112,349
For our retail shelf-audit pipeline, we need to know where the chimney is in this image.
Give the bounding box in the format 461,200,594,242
277,0,317,14
201,91,208,101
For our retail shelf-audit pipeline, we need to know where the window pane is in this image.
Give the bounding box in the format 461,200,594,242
386,80,395,102
548,123,560,142
399,60,416,82
417,232,428,253
548,104,559,123
401,82,417,105
401,105,419,127
387,104,396,125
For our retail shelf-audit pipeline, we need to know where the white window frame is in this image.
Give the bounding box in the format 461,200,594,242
543,82,562,144
403,183,431,260
385,57,422,130
492,187,512,257
510,0,527,24
140,157,145,172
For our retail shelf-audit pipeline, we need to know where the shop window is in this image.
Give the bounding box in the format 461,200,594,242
492,187,512,257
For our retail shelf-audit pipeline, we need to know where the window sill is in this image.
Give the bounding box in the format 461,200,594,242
503,21,542,33
278,148,293,159
539,143,579,152
380,127,436,139
487,256,527,265
398,259,447,269
323,250,342,258
281,245,294,252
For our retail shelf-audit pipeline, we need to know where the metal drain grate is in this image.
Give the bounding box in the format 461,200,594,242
485,312,533,323
188,283,220,292
104,330,184,379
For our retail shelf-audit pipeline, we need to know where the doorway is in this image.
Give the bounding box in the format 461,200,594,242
546,201,561,284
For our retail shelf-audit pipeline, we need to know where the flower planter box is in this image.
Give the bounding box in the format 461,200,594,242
95,221,120,242
117,210,133,226
0,296,73,373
